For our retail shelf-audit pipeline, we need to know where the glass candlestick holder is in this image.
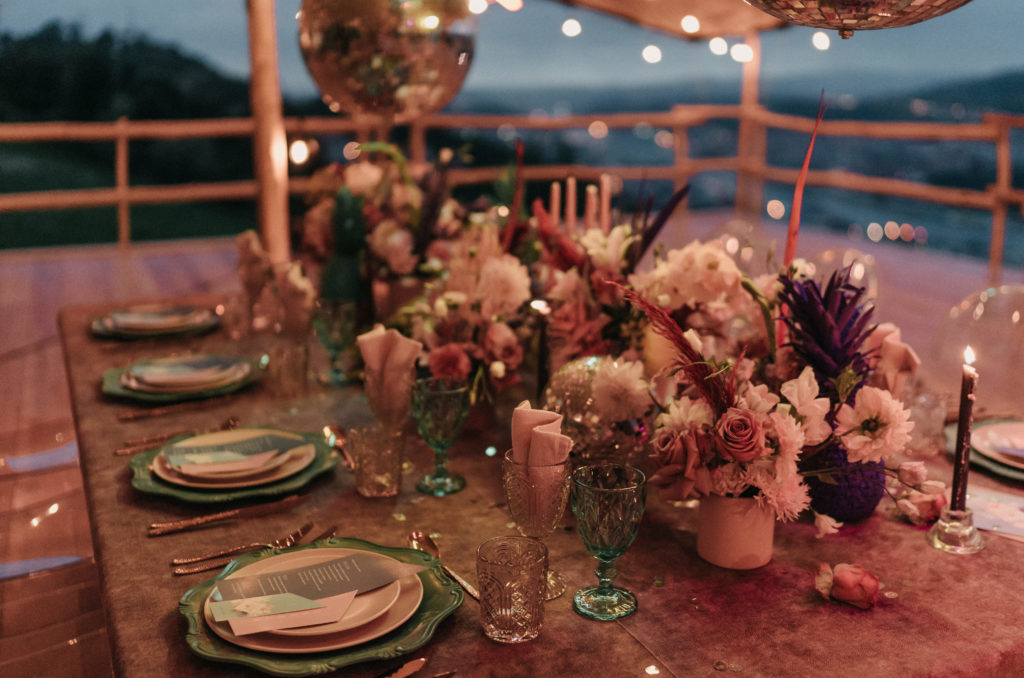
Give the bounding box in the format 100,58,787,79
927,506,984,554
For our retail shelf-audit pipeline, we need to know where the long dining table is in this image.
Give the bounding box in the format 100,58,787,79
59,293,1024,678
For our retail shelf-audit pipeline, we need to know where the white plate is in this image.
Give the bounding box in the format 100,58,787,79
203,548,424,653
972,421,1024,470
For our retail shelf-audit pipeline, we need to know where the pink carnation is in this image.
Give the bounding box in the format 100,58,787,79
427,344,472,384
482,322,524,371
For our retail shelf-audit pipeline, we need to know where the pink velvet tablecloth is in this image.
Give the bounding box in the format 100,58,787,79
59,295,1024,678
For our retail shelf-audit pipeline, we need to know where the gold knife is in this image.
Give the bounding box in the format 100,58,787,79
147,494,307,536
375,657,426,678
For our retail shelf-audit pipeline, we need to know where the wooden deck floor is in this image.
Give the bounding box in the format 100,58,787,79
0,236,238,677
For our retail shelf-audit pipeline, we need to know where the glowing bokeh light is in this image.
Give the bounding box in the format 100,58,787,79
588,120,609,139
866,222,884,242
420,14,440,30
766,199,786,220
709,37,728,56
642,45,663,64
730,43,754,63
681,15,700,34
562,18,582,37
342,141,361,160
468,0,488,14
884,221,900,240
288,139,310,165
812,31,830,50
653,130,674,149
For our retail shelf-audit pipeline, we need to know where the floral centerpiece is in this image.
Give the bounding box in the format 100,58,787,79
391,209,534,403
300,144,460,318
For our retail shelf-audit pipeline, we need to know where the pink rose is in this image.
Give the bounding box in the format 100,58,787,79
427,344,472,384
482,322,524,371
897,490,947,526
648,430,708,501
815,562,880,609
714,408,768,463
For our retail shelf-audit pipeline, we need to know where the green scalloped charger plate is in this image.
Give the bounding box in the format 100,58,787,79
179,538,463,676
90,312,221,340
101,355,264,403
129,431,337,503
945,418,1024,483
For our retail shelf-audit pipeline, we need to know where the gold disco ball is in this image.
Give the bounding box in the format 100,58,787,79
297,0,476,123
741,0,974,39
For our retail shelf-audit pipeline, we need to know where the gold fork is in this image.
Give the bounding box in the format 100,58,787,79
171,522,312,567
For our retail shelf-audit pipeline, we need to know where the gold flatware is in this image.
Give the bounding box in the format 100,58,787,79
148,494,308,537
322,425,354,469
116,395,235,422
170,522,312,565
114,416,240,455
171,523,338,576
309,524,338,543
407,530,479,601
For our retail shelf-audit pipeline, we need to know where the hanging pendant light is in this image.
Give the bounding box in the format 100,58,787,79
741,0,974,39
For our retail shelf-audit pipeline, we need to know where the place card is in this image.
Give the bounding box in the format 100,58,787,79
211,591,359,636
215,553,423,602
174,450,280,475
210,592,324,622
164,433,303,468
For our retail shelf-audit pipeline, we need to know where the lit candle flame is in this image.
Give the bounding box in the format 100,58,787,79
964,345,975,365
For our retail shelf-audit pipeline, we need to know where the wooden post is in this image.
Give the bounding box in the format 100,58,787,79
115,116,130,248
246,0,290,265
736,31,762,217
989,115,1011,286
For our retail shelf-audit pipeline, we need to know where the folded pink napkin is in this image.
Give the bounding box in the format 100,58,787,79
511,400,572,465
357,325,423,424
279,264,316,342
357,324,422,374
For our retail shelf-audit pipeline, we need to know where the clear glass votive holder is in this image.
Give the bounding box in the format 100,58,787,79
928,506,985,554
476,536,547,643
347,424,404,498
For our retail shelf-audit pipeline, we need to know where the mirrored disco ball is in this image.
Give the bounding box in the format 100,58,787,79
742,0,974,39
298,0,476,123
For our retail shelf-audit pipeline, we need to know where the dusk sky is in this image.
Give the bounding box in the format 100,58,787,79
2,0,1023,100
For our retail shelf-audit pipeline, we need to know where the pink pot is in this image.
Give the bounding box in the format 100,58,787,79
696,494,775,570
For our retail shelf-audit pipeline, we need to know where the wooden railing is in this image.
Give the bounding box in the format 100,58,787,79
1,106,1022,284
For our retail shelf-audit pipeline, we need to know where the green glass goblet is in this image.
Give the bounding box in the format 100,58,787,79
312,298,356,386
412,377,470,496
570,463,646,620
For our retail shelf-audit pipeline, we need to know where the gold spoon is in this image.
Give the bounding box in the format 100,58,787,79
407,530,479,601
322,425,355,469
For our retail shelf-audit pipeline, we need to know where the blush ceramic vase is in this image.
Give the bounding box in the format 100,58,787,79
696,494,775,570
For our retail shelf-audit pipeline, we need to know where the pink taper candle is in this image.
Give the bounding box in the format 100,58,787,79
950,345,978,511
549,182,561,228
599,173,611,234
565,177,577,232
583,184,598,231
